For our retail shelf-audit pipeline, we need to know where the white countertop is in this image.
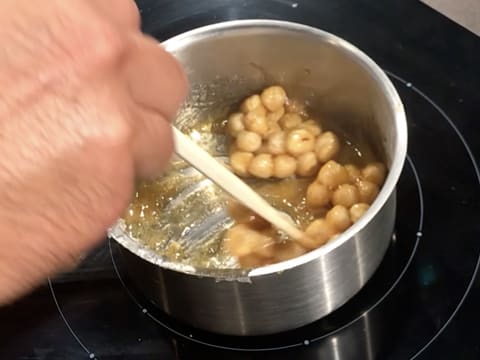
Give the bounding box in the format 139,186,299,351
421,0,480,36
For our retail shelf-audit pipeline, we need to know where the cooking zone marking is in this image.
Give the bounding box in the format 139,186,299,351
47,279,97,359
384,71,480,360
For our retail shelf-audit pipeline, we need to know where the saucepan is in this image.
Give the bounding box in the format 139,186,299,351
108,19,407,335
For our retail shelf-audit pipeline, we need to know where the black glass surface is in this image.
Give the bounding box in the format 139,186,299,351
1,0,479,359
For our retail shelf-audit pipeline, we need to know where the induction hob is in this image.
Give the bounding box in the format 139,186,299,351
1,0,479,359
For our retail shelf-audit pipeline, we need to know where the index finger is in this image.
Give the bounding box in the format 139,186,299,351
122,33,189,121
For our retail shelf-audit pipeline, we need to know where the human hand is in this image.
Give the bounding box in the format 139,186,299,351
0,0,187,304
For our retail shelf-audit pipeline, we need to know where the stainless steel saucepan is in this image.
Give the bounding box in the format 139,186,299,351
108,19,408,336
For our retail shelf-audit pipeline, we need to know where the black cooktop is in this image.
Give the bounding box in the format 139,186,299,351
1,0,479,359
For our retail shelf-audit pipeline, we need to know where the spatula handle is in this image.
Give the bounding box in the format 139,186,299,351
172,127,304,240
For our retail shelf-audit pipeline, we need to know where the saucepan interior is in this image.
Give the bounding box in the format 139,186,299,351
108,19,407,280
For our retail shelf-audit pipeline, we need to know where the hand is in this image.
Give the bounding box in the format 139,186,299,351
0,0,188,304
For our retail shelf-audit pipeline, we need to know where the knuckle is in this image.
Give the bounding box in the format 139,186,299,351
121,0,141,28
84,22,128,71
83,102,133,151
101,115,133,150
47,1,130,76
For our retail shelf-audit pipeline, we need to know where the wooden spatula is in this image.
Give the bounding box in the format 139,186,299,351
172,127,305,241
